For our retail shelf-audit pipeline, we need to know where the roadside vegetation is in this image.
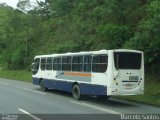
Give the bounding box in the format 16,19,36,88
0,0,159,106
0,70,31,82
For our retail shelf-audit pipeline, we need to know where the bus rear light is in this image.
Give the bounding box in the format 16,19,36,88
138,78,142,85
114,80,118,85
140,89,144,92
113,79,118,85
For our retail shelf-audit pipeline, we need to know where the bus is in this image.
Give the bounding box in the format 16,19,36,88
31,49,144,100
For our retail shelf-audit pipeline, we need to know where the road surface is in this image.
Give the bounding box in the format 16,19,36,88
0,78,160,120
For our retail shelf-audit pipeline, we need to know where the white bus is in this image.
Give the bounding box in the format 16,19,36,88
32,49,144,100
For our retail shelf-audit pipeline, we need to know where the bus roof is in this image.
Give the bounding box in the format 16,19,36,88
114,49,142,53
34,49,142,59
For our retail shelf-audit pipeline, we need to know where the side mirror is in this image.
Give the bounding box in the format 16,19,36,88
31,63,35,71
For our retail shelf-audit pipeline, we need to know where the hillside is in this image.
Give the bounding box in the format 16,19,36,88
0,5,13,55
0,0,159,73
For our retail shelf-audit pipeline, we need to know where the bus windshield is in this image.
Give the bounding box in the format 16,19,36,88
114,52,142,70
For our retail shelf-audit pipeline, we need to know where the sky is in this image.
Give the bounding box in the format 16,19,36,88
0,0,44,8
0,0,19,8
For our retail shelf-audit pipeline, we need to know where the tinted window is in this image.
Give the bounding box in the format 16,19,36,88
57,58,62,70
53,58,57,70
84,55,92,72
46,57,52,70
92,55,108,73
52,57,62,71
40,58,46,71
62,56,71,71
114,52,142,69
72,56,83,72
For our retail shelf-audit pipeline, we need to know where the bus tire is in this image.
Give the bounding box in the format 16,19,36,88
40,80,48,91
72,85,81,100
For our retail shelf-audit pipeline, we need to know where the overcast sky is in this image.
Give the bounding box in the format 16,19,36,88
0,0,44,8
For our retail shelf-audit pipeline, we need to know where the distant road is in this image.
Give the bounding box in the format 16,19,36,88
0,78,160,120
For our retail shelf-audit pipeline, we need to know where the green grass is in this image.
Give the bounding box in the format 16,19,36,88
0,70,159,107
0,70,32,82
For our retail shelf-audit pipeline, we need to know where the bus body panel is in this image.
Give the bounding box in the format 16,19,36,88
32,76,107,95
91,73,108,85
107,50,144,96
32,49,144,97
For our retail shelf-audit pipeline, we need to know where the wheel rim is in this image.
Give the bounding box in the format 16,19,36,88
72,85,80,100
73,88,78,98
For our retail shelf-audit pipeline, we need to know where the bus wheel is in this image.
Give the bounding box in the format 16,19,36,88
72,85,81,100
40,80,48,91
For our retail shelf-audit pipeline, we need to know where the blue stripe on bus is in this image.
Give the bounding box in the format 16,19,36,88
32,77,41,85
45,79,73,92
80,83,107,95
32,77,107,96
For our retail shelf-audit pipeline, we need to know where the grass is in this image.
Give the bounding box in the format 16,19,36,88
0,70,32,82
0,70,159,107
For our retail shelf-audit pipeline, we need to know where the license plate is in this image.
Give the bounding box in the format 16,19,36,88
129,76,139,81
125,84,132,87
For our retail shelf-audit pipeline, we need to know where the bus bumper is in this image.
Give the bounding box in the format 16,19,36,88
107,87,144,96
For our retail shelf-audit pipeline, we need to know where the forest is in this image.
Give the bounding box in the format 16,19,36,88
0,0,159,75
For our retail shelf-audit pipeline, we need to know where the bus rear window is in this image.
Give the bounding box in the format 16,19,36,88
114,52,142,69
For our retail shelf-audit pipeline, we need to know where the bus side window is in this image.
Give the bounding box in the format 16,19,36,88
57,57,62,71
46,57,52,70
53,58,57,70
40,58,46,71
92,55,108,73
72,56,83,72
62,56,71,71
84,55,92,72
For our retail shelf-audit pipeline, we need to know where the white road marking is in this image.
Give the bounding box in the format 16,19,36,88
0,83,9,86
24,88,46,95
19,108,42,120
70,101,122,114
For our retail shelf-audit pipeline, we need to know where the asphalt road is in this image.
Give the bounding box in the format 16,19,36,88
0,78,160,120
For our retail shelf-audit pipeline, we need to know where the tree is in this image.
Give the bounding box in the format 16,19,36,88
96,24,129,49
17,0,35,13
28,0,51,19
124,0,160,73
